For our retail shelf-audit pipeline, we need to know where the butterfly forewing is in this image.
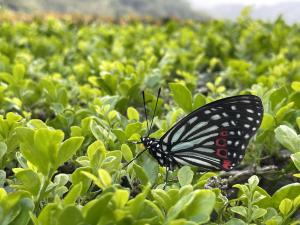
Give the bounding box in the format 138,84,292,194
160,95,263,171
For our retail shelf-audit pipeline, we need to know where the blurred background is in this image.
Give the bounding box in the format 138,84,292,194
0,0,300,23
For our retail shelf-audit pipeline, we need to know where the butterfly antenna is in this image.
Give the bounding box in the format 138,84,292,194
148,87,161,136
142,91,150,134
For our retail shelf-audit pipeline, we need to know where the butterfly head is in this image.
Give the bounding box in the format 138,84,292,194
141,136,159,149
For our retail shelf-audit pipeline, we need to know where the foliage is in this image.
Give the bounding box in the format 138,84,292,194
0,14,300,224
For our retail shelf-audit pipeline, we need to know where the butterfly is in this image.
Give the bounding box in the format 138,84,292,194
124,88,264,186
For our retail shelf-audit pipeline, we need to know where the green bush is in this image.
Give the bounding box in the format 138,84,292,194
0,14,300,224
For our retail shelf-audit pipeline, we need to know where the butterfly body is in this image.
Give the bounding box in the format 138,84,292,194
141,137,177,170
141,95,263,172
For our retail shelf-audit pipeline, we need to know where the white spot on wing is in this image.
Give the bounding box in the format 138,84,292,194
244,124,250,128
211,114,221,120
222,112,228,117
247,109,254,113
231,105,237,110
204,110,211,114
222,122,229,127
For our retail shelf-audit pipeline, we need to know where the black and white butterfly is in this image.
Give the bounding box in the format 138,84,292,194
125,88,263,185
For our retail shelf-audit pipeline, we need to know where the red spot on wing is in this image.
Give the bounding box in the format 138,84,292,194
215,129,231,170
222,159,232,170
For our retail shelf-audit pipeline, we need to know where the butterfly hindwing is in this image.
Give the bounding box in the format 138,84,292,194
159,95,263,171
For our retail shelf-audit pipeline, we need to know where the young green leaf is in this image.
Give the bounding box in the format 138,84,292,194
56,137,84,168
127,107,140,121
121,144,133,162
279,198,293,216
230,206,247,218
169,83,193,113
291,152,300,171
178,166,194,187
275,125,300,153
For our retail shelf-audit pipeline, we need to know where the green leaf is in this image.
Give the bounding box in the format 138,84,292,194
97,169,111,188
225,218,247,225
279,198,293,216
272,183,300,208
132,163,149,185
125,122,142,138
121,144,133,162
181,190,216,224
63,183,82,205
58,205,84,225
113,189,129,208
102,150,122,172
291,81,300,91
275,102,294,122
261,113,275,130
193,93,206,110
251,207,267,220
265,216,283,225
293,195,300,208
274,125,300,153
13,64,25,81
230,206,247,218
37,203,60,225
0,170,5,187
152,189,172,210
0,142,7,160
291,152,300,171
297,117,300,130
56,137,84,167
87,140,106,170
82,193,113,224
169,83,193,113
90,120,107,141
248,175,259,190
167,192,194,222
178,166,194,187
13,169,41,196
127,107,140,121
16,128,50,175
10,198,34,225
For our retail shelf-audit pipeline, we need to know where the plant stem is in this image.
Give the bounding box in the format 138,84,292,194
34,170,53,214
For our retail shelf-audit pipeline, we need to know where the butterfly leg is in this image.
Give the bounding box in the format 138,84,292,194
163,167,169,190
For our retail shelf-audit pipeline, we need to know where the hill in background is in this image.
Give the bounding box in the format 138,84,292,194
0,0,209,20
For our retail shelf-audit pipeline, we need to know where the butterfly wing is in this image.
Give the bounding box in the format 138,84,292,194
160,95,263,171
